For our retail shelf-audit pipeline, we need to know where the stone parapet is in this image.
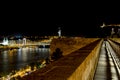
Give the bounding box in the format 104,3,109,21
50,37,100,56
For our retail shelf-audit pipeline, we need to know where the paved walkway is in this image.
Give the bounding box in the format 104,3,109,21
93,41,120,80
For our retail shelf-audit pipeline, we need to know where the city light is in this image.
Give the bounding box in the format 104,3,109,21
0,37,9,45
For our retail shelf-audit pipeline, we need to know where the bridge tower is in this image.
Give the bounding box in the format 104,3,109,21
23,38,26,46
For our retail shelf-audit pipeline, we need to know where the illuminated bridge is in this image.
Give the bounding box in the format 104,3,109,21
0,37,51,48
23,42,51,48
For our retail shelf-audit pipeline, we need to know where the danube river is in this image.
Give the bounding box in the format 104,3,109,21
0,47,50,76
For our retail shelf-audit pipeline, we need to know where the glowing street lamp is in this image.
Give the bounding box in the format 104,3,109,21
100,22,106,28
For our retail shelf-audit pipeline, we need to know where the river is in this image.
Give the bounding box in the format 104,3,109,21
0,47,50,76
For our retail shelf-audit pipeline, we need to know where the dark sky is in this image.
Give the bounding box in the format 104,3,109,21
0,3,120,37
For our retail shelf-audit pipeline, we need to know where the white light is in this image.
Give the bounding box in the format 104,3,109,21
58,27,61,37
100,22,105,28
2,37,9,45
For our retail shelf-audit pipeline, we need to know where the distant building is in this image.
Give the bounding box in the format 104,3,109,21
0,37,9,45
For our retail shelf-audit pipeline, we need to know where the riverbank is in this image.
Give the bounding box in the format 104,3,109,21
0,45,20,51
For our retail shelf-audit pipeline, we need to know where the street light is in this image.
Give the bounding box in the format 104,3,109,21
100,22,106,28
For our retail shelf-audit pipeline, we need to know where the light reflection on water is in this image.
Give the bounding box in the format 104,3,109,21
0,47,50,76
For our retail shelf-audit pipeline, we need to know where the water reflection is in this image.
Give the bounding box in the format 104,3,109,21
0,47,50,76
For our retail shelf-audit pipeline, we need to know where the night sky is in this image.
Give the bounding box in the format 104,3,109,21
0,3,120,37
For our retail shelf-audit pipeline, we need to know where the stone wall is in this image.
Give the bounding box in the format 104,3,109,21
109,38,120,43
108,39,120,56
50,37,100,56
67,39,103,80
